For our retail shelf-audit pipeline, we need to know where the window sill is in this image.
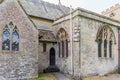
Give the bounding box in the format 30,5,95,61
59,57,68,59
1,50,22,54
98,57,114,60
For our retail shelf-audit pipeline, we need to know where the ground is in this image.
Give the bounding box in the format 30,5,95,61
27,73,120,80
83,74,120,80
27,73,57,80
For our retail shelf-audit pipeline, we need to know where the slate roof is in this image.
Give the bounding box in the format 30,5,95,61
38,30,56,42
19,0,70,20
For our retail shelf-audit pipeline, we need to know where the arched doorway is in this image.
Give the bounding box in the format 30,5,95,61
50,48,55,66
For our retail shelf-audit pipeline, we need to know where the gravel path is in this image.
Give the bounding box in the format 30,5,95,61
103,77,120,80
54,72,120,80
53,72,71,80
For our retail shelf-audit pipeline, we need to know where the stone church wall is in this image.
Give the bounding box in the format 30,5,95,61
0,0,38,79
53,20,73,74
79,16,118,76
54,8,120,77
53,16,81,76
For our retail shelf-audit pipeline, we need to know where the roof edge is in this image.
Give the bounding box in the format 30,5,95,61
53,7,120,27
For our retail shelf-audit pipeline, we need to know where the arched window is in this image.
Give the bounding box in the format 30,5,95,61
57,28,68,58
2,25,10,50
96,25,115,58
2,22,19,51
12,26,19,51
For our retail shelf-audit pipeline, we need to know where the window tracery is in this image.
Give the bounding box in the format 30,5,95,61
57,28,68,58
2,22,19,51
97,26,115,58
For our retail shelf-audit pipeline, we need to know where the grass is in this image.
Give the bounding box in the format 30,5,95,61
83,73,120,80
27,73,57,80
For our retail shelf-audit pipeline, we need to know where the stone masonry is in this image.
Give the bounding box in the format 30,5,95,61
53,8,120,77
0,0,38,79
1,0,120,80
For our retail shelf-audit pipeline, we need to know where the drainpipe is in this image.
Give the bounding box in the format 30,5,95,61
70,5,74,76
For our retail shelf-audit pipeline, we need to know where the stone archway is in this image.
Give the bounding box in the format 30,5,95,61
50,48,55,66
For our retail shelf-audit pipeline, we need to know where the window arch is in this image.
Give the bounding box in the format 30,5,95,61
2,22,19,51
57,28,68,58
96,25,115,58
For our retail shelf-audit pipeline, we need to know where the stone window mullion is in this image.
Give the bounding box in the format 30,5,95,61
10,28,12,51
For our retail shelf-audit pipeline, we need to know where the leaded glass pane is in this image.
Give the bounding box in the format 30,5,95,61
43,43,46,52
9,22,14,28
104,39,107,57
62,41,64,57
2,26,10,50
66,40,68,57
109,41,112,58
12,29,19,51
98,39,102,57
58,42,60,57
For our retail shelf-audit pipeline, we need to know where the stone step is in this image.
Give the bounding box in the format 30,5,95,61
43,66,60,73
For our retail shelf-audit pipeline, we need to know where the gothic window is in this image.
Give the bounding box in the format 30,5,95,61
98,39,102,57
62,41,64,57
97,26,115,58
2,22,19,51
66,40,68,57
43,43,46,52
12,27,19,51
2,25,10,50
57,28,68,58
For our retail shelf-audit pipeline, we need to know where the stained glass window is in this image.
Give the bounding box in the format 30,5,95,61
2,25,10,50
12,27,19,51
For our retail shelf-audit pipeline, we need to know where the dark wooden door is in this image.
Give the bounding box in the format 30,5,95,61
50,48,55,66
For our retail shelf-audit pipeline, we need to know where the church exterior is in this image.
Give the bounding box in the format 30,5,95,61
0,0,120,79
